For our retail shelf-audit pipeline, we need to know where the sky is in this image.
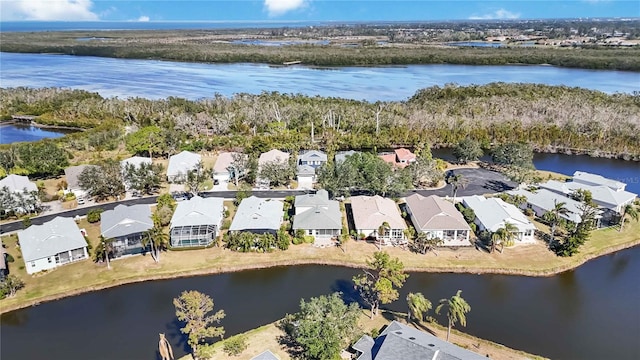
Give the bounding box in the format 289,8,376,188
0,0,638,22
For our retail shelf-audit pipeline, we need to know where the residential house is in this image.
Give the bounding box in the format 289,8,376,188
335,150,359,164
167,151,201,183
352,321,486,360
120,156,152,191
508,188,603,227
18,217,89,274
462,195,536,243
0,174,38,194
539,180,636,222
170,196,225,248
64,165,95,197
257,149,290,188
251,350,280,360
0,244,7,280
572,171,626,191
379,148,416,169
292,190,342,246
350,195,407,245
101,204,154,258
405,194,471,246
0,174,39,214
298,150,327,169
296,164,316,190
229,196,283,234
213,152,246,187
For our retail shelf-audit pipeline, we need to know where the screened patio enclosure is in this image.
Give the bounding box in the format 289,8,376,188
171,224,217,248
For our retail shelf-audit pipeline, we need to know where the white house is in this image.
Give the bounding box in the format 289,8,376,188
101,204,154,258
213,152,245,188
229,196,283,234
292,190,342,246
64,165,95,198
572,171,626,191
170,196,225,248
296,165,316,190
405,194,471,246
351,195,406,245
0,174,39,214
18,217,89,274
462,195,536,243
167,151,201,183
257,149,290,188
0,174,38,194
298,150,327,168
120,156,152,170
508,188,603,226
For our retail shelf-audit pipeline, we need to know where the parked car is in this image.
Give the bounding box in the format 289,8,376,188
77,197,86,205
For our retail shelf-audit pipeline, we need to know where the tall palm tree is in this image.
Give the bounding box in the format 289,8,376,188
542,200,569,245
97,236,114,270
491,222,518,253
407,292,432,323
143,224,170,263
447,174,468,202
619,203,639,232
436,290,471,342
376,221,390,249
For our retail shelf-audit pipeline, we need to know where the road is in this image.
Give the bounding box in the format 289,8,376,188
0,168,514,234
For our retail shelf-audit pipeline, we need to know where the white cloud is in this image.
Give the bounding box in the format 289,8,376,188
0,0,99,21
469,8,521,20
264,0,308,17
138,15,150,22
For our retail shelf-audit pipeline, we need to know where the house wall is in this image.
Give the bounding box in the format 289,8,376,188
111,233,148,258
25,247,88,275
213,172,230,183
357,227,405,245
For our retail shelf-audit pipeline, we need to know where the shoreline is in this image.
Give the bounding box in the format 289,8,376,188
2,237,638,315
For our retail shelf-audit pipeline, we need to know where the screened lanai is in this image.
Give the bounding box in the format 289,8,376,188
170,224,216,248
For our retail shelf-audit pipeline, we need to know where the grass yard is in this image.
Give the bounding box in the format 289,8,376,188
181,310,545,360
1,219,638,314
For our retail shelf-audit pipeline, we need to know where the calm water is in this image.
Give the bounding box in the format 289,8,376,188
0,124,71,144
2,246,639,360
1,53,638,101
0,21,331,32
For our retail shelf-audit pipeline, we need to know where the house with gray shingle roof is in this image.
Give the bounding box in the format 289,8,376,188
170,196,224,248
167,151,201,183
229,196,283,234
213,152,246,187
539,179,636,221
0,174,39,214
296,164,316,190
101,204,153,258
462,195,536,243
64,165,96,197
508,188,603,226
335,150,359,164
257,149,290,188
18,217,88,274
351,195,407,245
405,194,471,246
293,190,342,246
251,350,280,360
0,174,38,194
353,321,486,360
298,150,327,169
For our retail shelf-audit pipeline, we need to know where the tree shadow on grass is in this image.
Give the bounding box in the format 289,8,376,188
276,319,306,360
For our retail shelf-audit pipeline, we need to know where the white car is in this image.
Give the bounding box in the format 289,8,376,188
77,197,86,205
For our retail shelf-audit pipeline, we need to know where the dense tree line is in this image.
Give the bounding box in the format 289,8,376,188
2,32,639,70
2,83,639,165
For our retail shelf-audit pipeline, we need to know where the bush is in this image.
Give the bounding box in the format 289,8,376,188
524,208,535,217
63,192,76,202
87,208,103,223
5,253,15,263
223,335,247,356
221,219,231,230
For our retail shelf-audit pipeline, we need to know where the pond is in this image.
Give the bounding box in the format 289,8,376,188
2,246,639,360
0,123,74,144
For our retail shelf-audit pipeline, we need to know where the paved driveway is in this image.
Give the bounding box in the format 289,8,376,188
410,168,516,198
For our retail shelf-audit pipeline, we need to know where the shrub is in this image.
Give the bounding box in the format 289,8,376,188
87,208,103,223
22,217,32,229
524,208,535,217
223,336,247,356
5,253,15,263
221,219,231,230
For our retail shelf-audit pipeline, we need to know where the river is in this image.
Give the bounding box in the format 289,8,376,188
2,246,639,360
1,53,638,101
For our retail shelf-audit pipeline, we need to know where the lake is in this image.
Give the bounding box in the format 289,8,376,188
0,123,72,144
2,246,639,360
1,52,638,101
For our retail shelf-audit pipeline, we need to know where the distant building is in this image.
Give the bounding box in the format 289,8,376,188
18,217,89,274
229,196,283,235
64,165,96,197
353,321,486,360
251,350,280,360
351,195,406,245
257,149,290,188
405,194,471,246
213,152,246,187
463,195,536,243
167,151,201,183
101,204,154,258
296,164,316,190
379,148,416,169
508,188,603,227
335,150,359,164
120,156,152,170
572,171,626,191
0,174,38,194
298,150,328,169
170,196,224,248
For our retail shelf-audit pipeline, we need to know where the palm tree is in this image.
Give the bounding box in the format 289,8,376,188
491,222,518,253
158,333,174,360
96,236,114,269
376,221,390,249
407,292,432,323
447,174,468,202
143,224,169,263
619,203,639,232
435,290,471,342
542,200,569,245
